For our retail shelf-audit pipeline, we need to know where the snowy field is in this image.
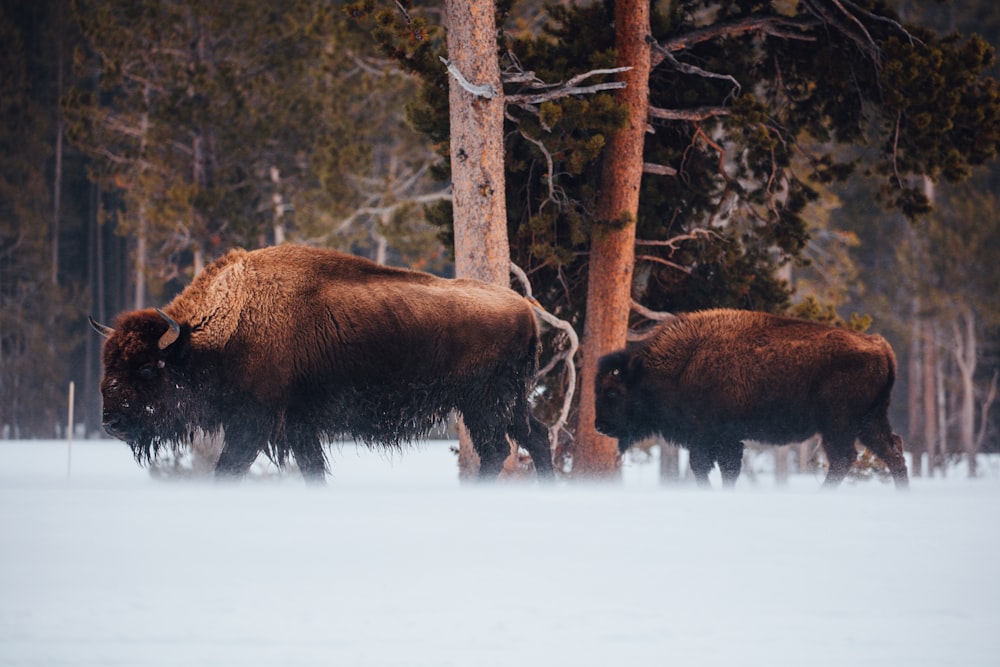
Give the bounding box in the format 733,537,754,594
2,439,999,667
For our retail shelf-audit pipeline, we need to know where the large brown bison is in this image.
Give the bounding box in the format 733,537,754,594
594,309,909,489
91,244,553,482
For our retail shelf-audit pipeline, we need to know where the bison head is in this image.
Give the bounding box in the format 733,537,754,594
91,308,197,462
594,350,647,453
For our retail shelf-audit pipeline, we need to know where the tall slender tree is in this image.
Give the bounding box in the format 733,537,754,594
572,0,651,477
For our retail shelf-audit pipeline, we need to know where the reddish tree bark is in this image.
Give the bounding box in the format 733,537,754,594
572,0,650,478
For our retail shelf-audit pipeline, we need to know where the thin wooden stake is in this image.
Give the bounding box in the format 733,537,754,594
66,381,75,480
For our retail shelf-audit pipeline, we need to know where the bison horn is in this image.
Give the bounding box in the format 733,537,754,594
89,316,115,339
156,308,181,350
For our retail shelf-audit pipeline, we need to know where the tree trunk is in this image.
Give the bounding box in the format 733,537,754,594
907,300,924,477
444,0,509,286
923,321,939,476
775,445,789,485
952,306,978,477
573,0,651,478
443,0,515,478
659,440,680,483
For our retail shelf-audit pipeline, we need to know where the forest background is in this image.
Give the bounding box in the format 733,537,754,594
3,0,999,480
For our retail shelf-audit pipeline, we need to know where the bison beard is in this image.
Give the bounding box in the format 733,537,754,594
93,245,553,482
594,309,909,489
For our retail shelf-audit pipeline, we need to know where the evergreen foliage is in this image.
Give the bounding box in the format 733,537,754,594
350,0,1000,328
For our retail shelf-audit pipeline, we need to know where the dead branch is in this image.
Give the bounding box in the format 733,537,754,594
631,299,676,322
636,254,692,274
643,162,678,177
440,57,498,99
510,261,579,451
627,301,677,343
650,14,819,68
311,187,453,242
648,106,732,122
975,369,999,452
518,130,559,207
802,0,879,62
507,81,628,107
650,41,741,100
635,228,719,249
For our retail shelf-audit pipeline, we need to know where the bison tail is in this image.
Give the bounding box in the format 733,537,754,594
861,340,898,427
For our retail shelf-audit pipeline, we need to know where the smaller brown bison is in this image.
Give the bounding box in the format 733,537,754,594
594,309,909,489
91,244,553,482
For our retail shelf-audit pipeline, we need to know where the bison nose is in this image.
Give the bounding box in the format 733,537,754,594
102,412,126,439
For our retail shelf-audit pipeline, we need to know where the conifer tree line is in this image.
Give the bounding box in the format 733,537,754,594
3,0,999,479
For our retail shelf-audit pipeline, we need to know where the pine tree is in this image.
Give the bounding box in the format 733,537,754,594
0,4,77,436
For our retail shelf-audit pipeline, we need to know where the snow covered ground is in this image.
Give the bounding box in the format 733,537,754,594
1,439,998,667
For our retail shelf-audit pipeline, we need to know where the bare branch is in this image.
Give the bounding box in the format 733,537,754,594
648,106,732,122
635,228,720,249
643,162,678,177
975,369,999,451
511,262,579,452
519,130,564,208
311,187,453,242
507,81,627,107
840,0,922,45
636,254,692,274
802,0,879,62
650,14,819,68
631,299,676,322
649,39,741,100
440,57,498,99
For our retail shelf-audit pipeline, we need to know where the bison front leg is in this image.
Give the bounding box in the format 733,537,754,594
215,417,268,481
215,442,261,480
279,420,328,485
291,438,327,486
819,435,857,489
716,441,745,488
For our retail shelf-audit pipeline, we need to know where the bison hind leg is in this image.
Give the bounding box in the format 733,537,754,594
508,414,554,479
859,420,909,491
460,412,510,480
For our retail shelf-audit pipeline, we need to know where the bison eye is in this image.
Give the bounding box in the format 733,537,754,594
136,363,158,380
605,389,620,400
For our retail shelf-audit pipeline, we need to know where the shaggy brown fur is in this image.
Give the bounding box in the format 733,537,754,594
96,245,553,482
594,309,909,489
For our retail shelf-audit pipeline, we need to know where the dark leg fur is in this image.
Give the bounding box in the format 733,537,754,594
820,435,857,489
716,441,745,488
214,442,260,480
859,419,910,491
285,423,327,485
508,412,554,479
462,412,510,480
688,446,715,488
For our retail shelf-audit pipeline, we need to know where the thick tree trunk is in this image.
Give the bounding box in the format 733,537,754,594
573,0,650,478
443,0,514,478
444,0,509,286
